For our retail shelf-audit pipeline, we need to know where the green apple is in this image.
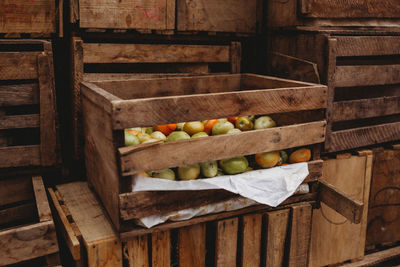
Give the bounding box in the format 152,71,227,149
192,132,209,138
141,138,160,144
219,156,249,175
176,122,185,131
166,131,190,142
142,127,154,135
277,150,289,165
235,116,254,131
254,116,276,130
124,130,140,146
178,164,200,180
151,168,176,180
151,131,167,141
200,161,218,178
212,121,234,135
227,128,242,134
137,133,152,143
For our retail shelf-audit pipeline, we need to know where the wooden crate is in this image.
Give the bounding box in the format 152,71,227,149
176,0,263,34
50,181,315,267
70,0,175,32
366,145,400,247
0,40,59,169
0,175,59,266
309,151,373,266
270,30,400,152
266,0,400,29
340,245,400,266
80,72,331,234
0,0,56,36
71,37,241,160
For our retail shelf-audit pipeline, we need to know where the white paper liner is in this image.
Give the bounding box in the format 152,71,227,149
131,163,309,228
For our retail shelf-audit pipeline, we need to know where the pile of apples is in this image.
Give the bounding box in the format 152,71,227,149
125,116,311,181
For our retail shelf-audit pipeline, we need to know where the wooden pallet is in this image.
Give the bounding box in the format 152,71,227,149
71,37,241,160
309,151,373,266
266,0,400,28
50,181,315,267
0,39,59,169
340,245,400,266
0,176,59,266
270,30,400,152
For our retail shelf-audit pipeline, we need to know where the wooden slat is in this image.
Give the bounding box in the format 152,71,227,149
304,160,323,183
288,203,312,267
230,41,242,73
0,0,55,34
341,246,400,267
79,0,174,30
0,52,39,80
0,83,39,107
32,176,52,222
329,122,400,152
0,176,33,206
0,114,40,129
0,220,58,266
300,0,400,18
119,121,326,175
241,214,262,267
335,65,400,87
332,96,400,122
83,43,230,64
0,202,35,225
0,145,41,168
264,209,290,267
125,235,149,267
178,223,206,267
151,231,171,267
38,53,58,166
112,86,327,129
87,239,122,267
336,36,400,57
215,218,238,267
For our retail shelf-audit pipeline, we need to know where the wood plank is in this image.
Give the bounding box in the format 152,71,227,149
83,43,230,64
0,202,35,225
340,246,400,267
0,114,40,129
332,96,400,122
215,218,238,267
329,122,400,152
0,220,58,266
0,83,39,107
230,42,241,73
367,149,400,246
152,231,171,267
301,0,400,18
32,176,52,222
309,154,372,267
0,176,33,206
125,235,149,267
86,239,123,267
0,52,39,80
0,0,55,34
177,0,260,33
287,203,312,267
335,65,400,87
264,209,290,267
48,188,81,261
0,145,41,168
336,36,400,57
178,223,206,267
38,53,57,166
119,121,326,175
112,86,327,129
79,0,173,30
241,214,262,267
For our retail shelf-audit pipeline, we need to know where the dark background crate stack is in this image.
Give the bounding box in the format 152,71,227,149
269,29,400,153
0,39,59,169
0,175,59,266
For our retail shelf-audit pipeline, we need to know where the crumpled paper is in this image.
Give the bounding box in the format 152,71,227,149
131,162,309,228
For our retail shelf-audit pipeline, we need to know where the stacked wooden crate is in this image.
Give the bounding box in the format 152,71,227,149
267,0,400,265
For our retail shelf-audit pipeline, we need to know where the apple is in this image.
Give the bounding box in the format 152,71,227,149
124,130,140,146
151,131,167,141
192,132,209,138
177,122,185,131
166,131,190,142
141,138,160,144
255,151,280,168
142,127,154,135
235,116,254,131
183,121,205,136
219,156,249,175
254,116,276,130
277,150,288,165
137,133,152,143
227,128,242,134
151,168,176,180
212,121,235,135
200,161,218,178
178,164,200,180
